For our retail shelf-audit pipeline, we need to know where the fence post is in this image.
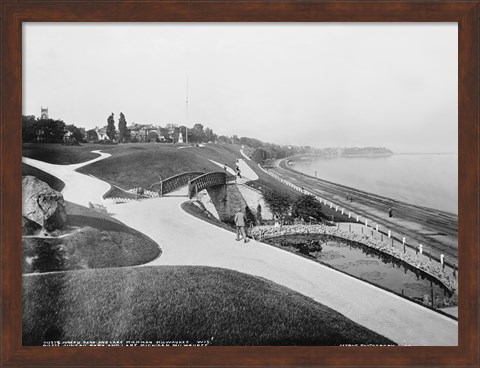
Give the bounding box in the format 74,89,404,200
403,237,406,253
440,254,445,270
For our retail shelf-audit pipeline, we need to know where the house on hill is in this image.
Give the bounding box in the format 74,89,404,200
129,123,160,142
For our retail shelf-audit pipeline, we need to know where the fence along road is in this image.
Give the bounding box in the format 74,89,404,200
267,158,458,263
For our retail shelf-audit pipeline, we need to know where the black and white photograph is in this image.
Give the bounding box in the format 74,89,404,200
21,23,458,347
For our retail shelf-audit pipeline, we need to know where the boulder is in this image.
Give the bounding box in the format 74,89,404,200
22,176,67,231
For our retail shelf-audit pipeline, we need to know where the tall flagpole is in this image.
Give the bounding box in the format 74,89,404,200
185,76,189,144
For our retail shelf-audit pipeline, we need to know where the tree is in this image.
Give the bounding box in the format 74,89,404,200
251,148,270,164
147,131,159,142
65,124,84,142
159,127,171,142
123,128,131,143
189,123,206,143
36,119,66,143
205,127,217,142
245,206,256,226
292,194,324,223
86,129,98,142
22,115,38,142
106,113,116,141
217,135,231,144
118,112,127,143
263,190,291,224
256,204,263,225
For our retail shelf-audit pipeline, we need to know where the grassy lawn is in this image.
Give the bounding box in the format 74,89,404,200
22,143,108,164
23,266,395,346
77,144,228,189
23,201,161,273
22,163,65,192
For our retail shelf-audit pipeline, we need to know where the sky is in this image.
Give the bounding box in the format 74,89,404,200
23,23,457,153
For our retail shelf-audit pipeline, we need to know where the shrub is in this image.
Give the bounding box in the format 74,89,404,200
292,194,324,223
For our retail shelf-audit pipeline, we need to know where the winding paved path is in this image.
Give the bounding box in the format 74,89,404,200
22,152,458,346
23,150,111,207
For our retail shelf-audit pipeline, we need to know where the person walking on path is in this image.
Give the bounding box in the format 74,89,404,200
234,208,248,243
236,165,242,179
389,207,394,218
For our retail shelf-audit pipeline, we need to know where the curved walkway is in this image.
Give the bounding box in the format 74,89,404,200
22,152,457,346
22,150,111,207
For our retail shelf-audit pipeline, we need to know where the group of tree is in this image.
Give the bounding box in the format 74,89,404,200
177,123,218,143
85,113,220,144
85,112,132,143
216,134,312,164
22,115,85,144
263,191,325,224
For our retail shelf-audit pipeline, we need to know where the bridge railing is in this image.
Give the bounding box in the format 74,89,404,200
188,172,227,198
150,171,204,196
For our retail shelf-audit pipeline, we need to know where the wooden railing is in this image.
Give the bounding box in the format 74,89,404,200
188,172,227,198
150,172,204,196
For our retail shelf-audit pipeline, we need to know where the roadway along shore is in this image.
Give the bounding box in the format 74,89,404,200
269,158,458,263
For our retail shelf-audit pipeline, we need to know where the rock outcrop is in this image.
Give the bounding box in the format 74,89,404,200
22,176,67,231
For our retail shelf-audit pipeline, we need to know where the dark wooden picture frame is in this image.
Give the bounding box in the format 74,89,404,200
1,1,478,366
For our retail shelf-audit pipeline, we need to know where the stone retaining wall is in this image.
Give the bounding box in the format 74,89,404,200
251,224,456,292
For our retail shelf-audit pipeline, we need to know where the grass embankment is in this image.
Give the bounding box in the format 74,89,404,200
22,163,65,192
181,201,235,233
23,266,394,346
23,201,161,273
78,144,236,189
22,143,107,164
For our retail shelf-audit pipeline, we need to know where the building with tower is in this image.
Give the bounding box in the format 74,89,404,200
40,107,49,120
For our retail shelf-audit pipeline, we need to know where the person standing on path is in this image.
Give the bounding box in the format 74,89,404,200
234,208,248,243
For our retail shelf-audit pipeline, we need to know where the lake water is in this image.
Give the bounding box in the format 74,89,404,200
291,154,458,214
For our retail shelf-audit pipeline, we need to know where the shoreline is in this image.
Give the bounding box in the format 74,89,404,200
265,157,458,264
284,158,457,218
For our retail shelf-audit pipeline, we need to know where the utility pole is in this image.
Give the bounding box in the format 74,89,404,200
185,76,189,144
